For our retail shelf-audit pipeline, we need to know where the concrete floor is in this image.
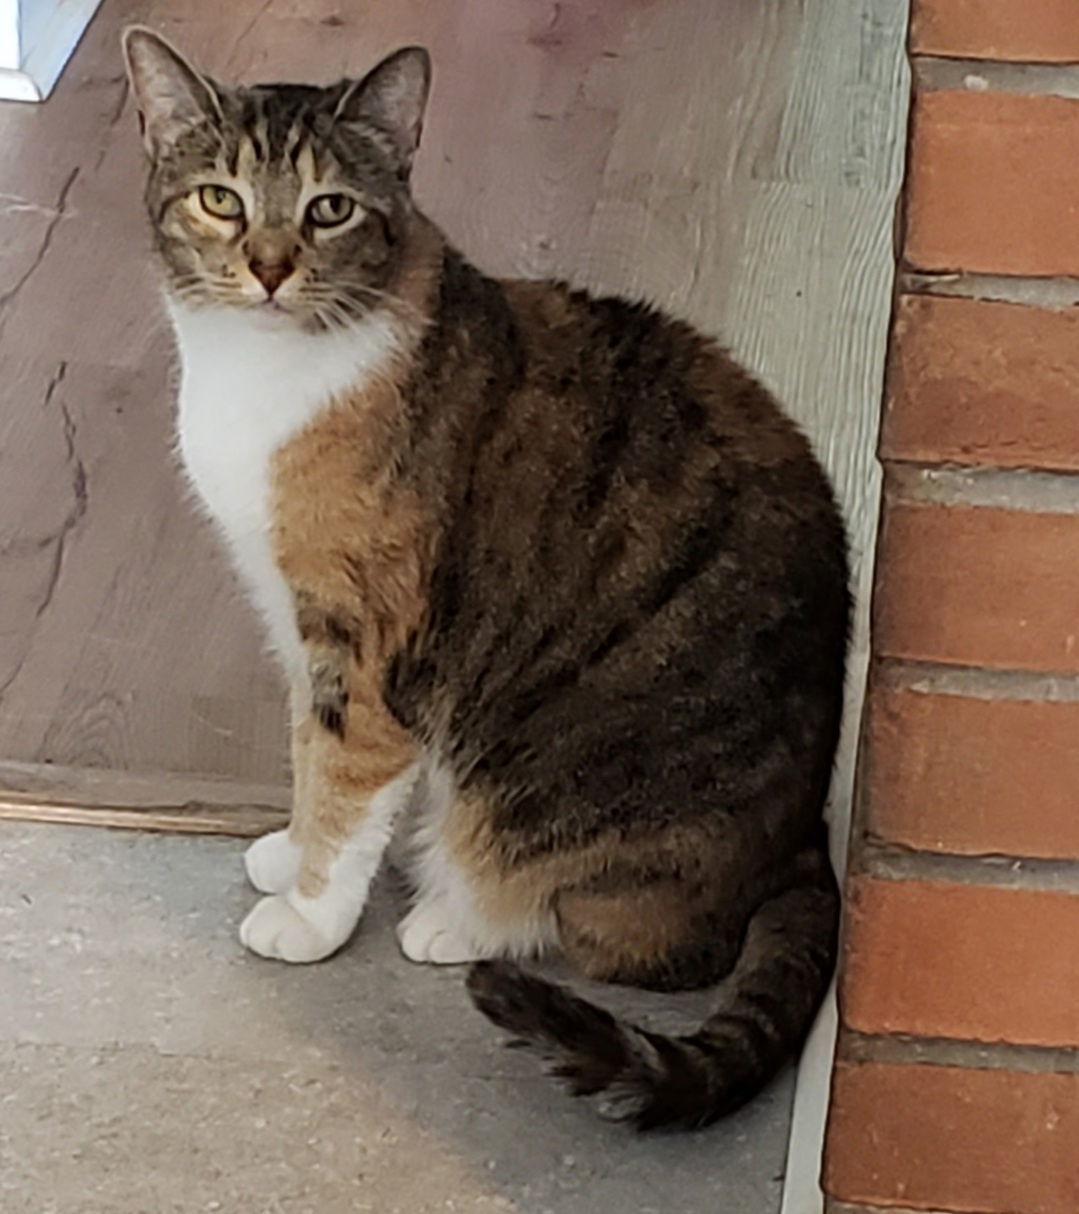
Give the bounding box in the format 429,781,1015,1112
0,822,794,1214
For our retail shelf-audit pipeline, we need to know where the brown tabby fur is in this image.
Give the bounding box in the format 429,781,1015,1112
125,28,849,1130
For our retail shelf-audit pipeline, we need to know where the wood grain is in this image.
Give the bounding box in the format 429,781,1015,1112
0,759,289,835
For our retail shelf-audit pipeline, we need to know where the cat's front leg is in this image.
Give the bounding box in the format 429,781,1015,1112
241,637,353,897
243,680,311,896
240,650,418,964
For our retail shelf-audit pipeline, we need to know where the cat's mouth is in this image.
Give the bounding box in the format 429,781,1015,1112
253,293,302,316
234,297,304,331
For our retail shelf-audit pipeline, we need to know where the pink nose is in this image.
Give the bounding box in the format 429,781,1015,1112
249,258,293,296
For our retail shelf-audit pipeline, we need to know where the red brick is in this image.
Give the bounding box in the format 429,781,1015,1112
883,294,1079,472
842,877,1079,1046
875,503,1079,673
866,684,1079,859
912,0,1079,63
906,91,1079,276
824,1061,1079,1213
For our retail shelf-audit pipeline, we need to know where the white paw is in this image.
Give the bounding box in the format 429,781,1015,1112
239,894,341,963
396,900,486,965
244,829,301,894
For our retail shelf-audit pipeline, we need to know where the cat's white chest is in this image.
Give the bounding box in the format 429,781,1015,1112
168,304,398,674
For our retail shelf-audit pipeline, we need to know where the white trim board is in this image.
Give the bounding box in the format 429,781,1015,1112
0,0,18,71
0,0,104,102
768,1,913,1210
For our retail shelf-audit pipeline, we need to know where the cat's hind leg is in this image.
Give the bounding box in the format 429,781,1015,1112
396,783,556,966
396,894,491,965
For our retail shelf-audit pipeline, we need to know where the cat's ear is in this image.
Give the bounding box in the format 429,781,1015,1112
335,47,432,173
122,26,222,157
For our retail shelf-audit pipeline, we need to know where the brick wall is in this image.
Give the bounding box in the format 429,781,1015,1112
822,4,1079,1213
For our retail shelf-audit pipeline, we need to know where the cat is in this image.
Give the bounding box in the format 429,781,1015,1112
123,26,849,1131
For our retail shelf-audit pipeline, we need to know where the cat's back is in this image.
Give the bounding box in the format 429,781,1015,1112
495,275,844,548
505,278,811,448
396,267,848,842
408,266,848,732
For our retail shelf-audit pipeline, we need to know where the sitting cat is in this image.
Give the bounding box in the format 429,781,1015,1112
123,27,849,1130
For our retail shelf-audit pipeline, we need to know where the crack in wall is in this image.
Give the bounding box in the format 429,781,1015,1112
0,361,89,704
0,166,81,325
230,0,277,69
94,75,131,171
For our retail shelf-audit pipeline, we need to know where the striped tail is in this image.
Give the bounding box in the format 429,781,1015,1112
466,859,838,1131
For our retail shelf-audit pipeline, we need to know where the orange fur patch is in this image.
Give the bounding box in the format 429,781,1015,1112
270,369,430,882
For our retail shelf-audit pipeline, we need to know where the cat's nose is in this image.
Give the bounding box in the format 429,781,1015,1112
249,258,293,297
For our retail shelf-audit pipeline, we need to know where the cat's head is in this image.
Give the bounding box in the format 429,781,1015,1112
122,27,430,332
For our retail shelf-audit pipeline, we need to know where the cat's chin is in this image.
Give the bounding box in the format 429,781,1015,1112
240,301,308,332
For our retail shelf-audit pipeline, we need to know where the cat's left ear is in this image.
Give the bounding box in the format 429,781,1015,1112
335,47,432,174
122,26,223,157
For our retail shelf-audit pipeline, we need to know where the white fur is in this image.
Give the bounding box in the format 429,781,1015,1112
397,898,490,965
168,301,400,677
241,764,418,963
244,828,301,894
396,760,557,965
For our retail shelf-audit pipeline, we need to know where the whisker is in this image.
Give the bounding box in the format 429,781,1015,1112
345,283,426,324
301,280,426,327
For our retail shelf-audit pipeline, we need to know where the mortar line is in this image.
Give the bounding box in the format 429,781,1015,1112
899,269,1079,308
882,462,1079,514
829,1203,987,1214
857,840,1079,893
914,54,1079,98
839,1029,1079,1075
873,657,1079,703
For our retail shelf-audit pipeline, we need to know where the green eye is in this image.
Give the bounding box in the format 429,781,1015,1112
198,185,244,220
306,194,357,228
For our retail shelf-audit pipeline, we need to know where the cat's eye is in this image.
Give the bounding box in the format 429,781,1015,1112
199,185,244,220
306,194,357,228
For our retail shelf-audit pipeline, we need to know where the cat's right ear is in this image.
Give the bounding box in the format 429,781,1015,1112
122,26,222,157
